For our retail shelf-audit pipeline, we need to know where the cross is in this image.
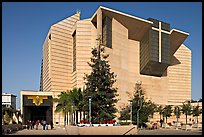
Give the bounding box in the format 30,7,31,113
152,22,170,63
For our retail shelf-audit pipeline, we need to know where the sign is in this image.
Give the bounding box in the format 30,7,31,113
27,95,48,106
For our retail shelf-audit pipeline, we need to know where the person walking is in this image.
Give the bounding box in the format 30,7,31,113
160,119,163,128
26,120,30,130
50,120,53,130
43,120,46,130
46,122,49,130
31,121,35,129
35,120,39,130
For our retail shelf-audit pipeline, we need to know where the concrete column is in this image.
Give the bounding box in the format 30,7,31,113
78,111,80,124
97,8,102,35
68,112,70,125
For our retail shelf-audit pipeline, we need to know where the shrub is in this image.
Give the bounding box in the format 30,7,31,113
119,122,131,125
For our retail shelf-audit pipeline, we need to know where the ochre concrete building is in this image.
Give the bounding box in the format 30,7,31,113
21,6,191,125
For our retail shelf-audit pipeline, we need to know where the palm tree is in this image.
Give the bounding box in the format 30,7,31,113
192,105,201,125
173,106,181,128
53,91,72,126
157,105,163,120
163,105,172,124
69,88,84,124
182,101,192,127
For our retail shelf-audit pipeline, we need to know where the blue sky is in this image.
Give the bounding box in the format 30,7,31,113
2,2,202,109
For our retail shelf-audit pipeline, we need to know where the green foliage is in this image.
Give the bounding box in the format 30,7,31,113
119,82,157,125
119,121,131,125
162,105,172,123
69,88,83,112
83,37,118,123
118,105,130,121
53,91,72,114
6,106,14,117
156,105,164,119
4,111,10,125
182,101,192,125
173,106,181,118
182,101,192,115
53,88,83,114
192,105,201,117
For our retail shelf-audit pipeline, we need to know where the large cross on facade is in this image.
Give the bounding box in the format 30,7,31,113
152,22,170,63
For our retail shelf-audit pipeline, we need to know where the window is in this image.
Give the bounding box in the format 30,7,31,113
72,31,76,72
102,16,112,48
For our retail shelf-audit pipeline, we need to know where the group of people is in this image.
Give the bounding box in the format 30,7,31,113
26,120,53,130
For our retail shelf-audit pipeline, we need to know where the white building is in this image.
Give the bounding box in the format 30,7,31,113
2,93,16,110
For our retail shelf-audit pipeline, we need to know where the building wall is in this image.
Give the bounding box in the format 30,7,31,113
39,8,192,124
2,93,16,110
167,44,191,105
72,18,96,89
42,13,80,92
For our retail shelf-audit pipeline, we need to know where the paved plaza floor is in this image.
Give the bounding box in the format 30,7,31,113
137,128,202,135
9,125,202,135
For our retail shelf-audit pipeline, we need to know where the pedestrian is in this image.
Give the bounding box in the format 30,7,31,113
46,122,49,130
160,119,163,128
26,120,30,130
35,120,39,130
43,120,46,130
50,120,53,130
31,121,35,129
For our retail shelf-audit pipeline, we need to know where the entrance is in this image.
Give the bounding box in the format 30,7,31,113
22,95,53,124
23,106,52,124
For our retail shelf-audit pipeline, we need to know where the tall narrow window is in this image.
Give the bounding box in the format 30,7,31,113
72,31,76,72
102,16,112,48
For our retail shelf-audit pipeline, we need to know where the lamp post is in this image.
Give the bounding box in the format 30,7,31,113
88,96,92,125
71,105,74,125
129,100,133,125
137,92,142,130
63,105,66,127
176,106,178,130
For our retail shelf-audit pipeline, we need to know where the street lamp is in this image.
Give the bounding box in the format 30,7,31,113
88,96,92,125
129,100,133,125
63,105,66,127
137,94,142,130
176,106,179,130
71,105,74,125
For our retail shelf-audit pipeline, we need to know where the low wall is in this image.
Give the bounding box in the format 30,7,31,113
78,125,137,135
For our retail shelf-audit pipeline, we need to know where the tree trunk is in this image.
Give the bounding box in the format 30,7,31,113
83,111,85,120
64,112,66,126
79,111,82,123
76,110,78,124
66,112,69,125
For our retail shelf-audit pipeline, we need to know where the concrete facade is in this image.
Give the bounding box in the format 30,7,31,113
21,6,191,125
2,93,17,110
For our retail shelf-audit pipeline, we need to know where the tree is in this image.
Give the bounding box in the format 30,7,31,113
163,105,173,124
156,105,164,120
192,105,201,124
182,101,192,126
131,82,157,126
53,91,72,125
118,105,130,122
173,106,181,119
4,111,10,125
69,88,84,123
83,35,118,123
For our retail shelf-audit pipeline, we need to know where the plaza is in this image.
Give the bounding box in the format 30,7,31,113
9,125,202,135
